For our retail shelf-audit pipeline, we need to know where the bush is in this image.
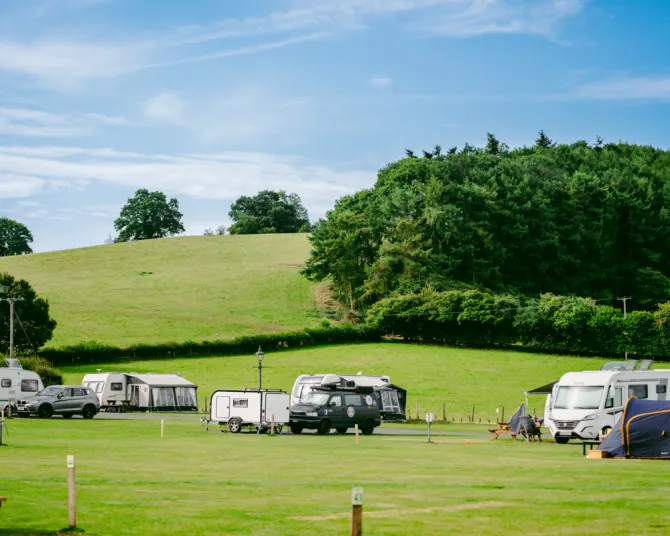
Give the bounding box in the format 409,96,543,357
17,355,63,386
39,325,381,366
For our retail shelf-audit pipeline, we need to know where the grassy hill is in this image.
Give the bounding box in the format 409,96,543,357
62,343,611,419
0,234,325,346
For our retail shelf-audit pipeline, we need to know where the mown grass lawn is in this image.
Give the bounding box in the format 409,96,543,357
0,234,320,346
1,417,669,536
62,343,612,420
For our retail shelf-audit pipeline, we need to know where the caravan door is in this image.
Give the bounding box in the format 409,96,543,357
264,392,290,424
214,395,230,421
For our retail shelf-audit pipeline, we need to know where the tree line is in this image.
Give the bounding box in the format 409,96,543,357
303,132,670,318
0,189,313,255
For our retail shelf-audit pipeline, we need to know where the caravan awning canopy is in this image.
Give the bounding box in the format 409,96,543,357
526,381,557,395
127,373,198,388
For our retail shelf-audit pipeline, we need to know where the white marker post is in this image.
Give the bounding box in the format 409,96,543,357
67,455,76,529
161,419,164,438
354,424,360,445
426,413,436,443
351,487,363,536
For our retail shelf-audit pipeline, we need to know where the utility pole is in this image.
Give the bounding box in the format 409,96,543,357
618,297,631,360
8,298,14,361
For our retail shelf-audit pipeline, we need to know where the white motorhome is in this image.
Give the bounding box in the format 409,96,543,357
291,374,390,406
0,358,44,415
82,372,198,412
210,389,290,433
545,365,670,443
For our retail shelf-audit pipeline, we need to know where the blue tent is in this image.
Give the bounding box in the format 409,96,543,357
598,397,670,459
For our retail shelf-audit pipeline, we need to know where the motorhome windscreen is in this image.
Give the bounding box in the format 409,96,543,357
555,386,604,410
300,392,330,405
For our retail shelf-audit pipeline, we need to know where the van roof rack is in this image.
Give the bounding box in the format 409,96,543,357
312,384,375,394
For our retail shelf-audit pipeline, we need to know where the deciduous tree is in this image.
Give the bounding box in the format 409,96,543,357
114,189,185,242
0,217,33,256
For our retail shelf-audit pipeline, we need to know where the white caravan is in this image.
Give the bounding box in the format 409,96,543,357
545,367,670,443
81,372,129,409
291,374,391,406
210,389,290,433
0,358,44,415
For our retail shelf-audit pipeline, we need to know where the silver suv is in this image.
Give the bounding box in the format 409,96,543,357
18,385,100,419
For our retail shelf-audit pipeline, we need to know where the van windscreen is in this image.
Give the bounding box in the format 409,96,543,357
555,386,604,410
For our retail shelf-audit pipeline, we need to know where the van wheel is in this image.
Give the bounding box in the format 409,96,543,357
361,420,375,435
290,424,303,434
554,436,570,444
62,413,73,419
38,404,53,419
336,427,348,434
82,405,96,419
229,418,242,433
317,420,331,435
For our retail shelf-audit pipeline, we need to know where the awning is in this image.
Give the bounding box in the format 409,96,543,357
525,381,557,395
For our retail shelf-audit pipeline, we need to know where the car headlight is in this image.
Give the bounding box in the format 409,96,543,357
306,412,317,417
582,413,599,421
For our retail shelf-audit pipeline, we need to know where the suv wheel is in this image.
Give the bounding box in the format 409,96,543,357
317,419,331,435
38,404,53,419
290,424,303,435
336,427,348,434
82,405,96,419
361,420,375,435
229,418,242,433
62,413,73,419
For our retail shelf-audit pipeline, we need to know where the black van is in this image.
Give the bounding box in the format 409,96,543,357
289,385,382,435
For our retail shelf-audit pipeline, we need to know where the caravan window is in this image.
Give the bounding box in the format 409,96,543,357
110,383,123,391
656,385,667,394
233,399,248,408
21,379,39,392
629,384,648,399
1,379,10,388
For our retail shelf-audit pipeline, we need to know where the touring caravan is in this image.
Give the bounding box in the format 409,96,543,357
291,373,406,422
545,364,670,443
210,389,290,433
82,372,198,412
0,358,44,415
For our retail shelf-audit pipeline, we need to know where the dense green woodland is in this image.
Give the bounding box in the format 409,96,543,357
304,134,670,313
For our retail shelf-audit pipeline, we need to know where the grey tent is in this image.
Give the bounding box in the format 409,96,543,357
598,397,670,459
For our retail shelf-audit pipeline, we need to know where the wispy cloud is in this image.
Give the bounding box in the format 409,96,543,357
368,75,393,88
142,92,186,124
0,107,128,137
572,75,670,101
0,146,375,217
0,0,588,88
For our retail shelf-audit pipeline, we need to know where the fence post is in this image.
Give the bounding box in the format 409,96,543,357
161,419,164,438
0,414,4,446
442,403,446,422
271,414,275,435
471,405,475,423
351,487,363,536
416,402,419,420
67,455,76,529
355,424,360,445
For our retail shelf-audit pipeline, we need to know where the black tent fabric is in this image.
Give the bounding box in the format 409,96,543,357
526,381,557,395
598,397,670,459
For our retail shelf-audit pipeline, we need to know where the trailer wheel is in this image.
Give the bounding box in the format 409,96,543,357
229,418,242,433
336,428,348,434
554,436,570,444
290,424,303,434
361,420,375,435
37,404,53,419
317,419,331,435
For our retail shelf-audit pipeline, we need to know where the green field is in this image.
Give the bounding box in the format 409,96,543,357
61,343,611,419
1,417,669,536
0,235,321,347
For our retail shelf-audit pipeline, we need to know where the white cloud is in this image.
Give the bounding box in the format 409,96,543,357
84,113,129,126
0,174,45,198
0,1,588,88
0,107,129,138
0,146,375,218
143,92,186,124
368,76,393,88
17,200,43,207
572,75,670,101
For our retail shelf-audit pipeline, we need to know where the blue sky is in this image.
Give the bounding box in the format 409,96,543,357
0,0,669,252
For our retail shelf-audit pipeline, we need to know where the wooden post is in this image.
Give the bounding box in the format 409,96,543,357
442,403,446,422
415,402,419,420
161,419,164,438
471,405,475,423
501,406,505,423
0,414,4,446
354,424,360,445
67,455,76,529
271,414,275,435
7,400,11,418
351,487,363,536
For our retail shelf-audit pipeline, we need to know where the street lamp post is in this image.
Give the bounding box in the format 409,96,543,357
256,346,264,390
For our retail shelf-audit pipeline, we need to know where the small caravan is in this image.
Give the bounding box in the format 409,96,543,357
210,389,290,433
545,360,670,443
0,358,44,415
291,373,406,422
82,372,198,411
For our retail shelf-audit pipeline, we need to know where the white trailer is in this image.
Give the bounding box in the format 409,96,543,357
81,372,128,409
210,389,290,433
0,358,44,415
545,366,670,443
